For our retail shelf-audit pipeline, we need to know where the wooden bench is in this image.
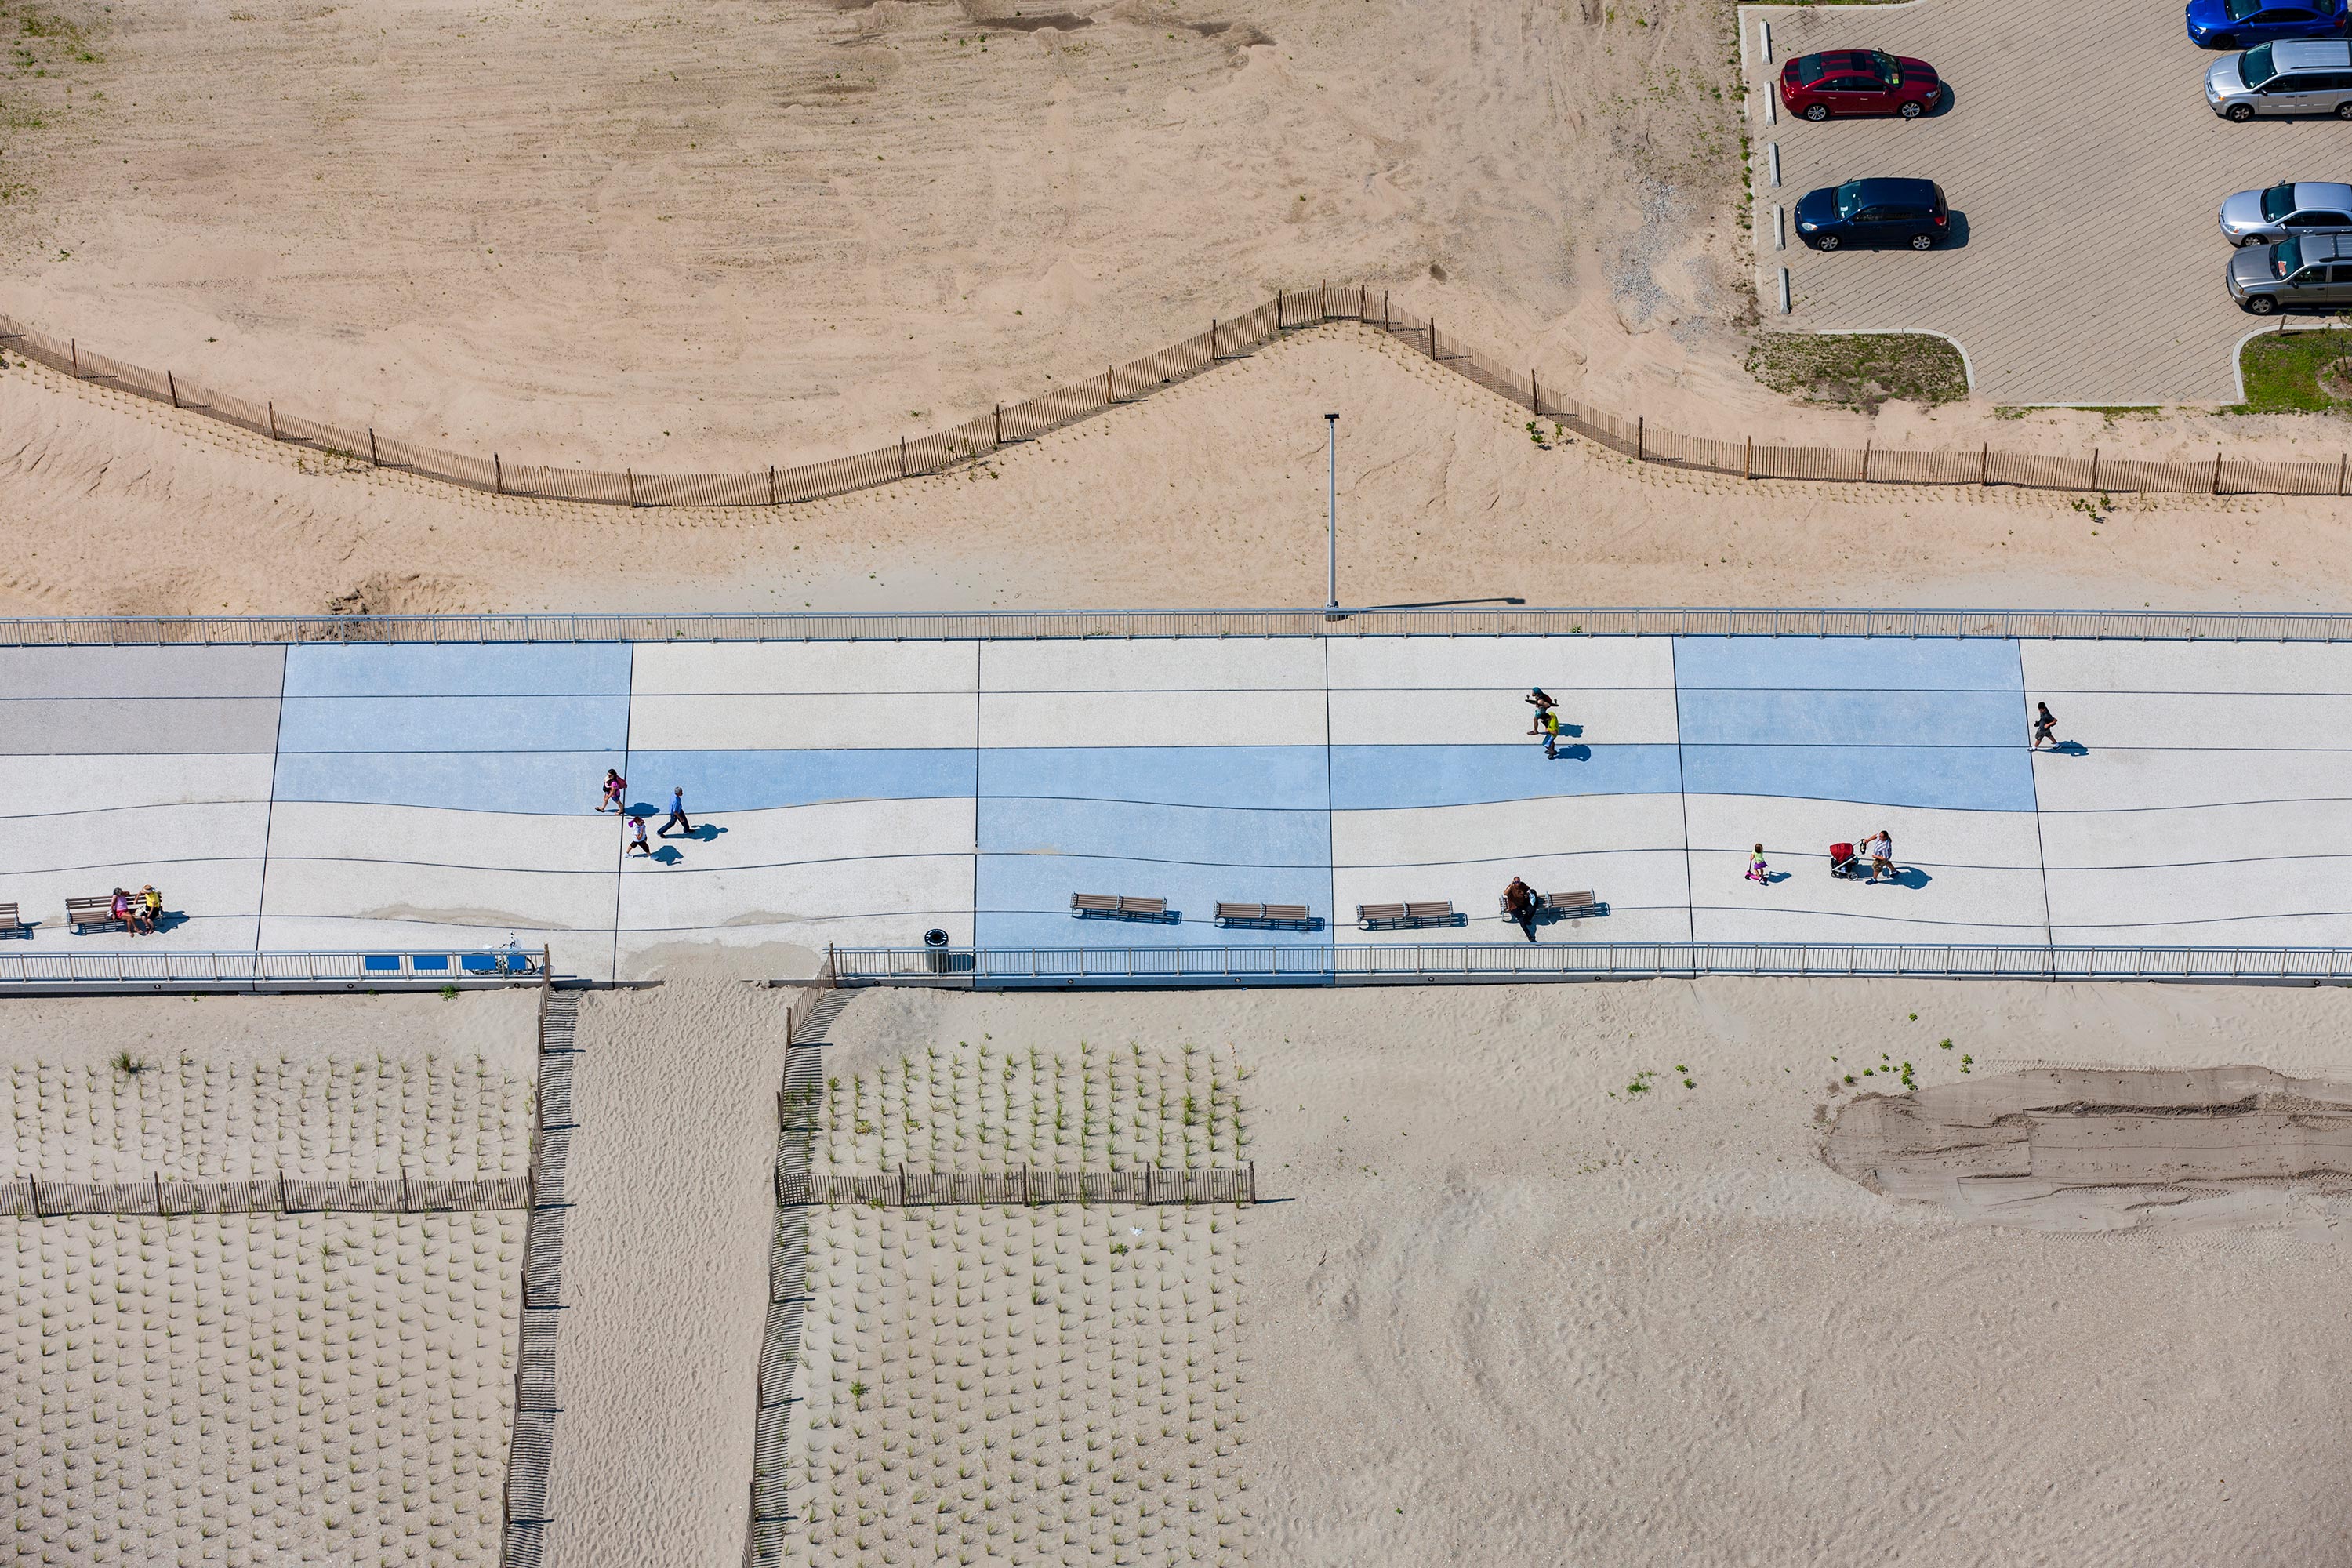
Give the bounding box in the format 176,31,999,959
66,896,126,934
1357,900,1462,931
1070,893,1178,925
0,903,24,938
1214,902,1317,931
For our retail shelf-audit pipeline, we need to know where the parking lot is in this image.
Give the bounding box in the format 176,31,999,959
1745,0,2352,405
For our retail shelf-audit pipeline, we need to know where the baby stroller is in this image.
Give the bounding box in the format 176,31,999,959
1828,841,1867,880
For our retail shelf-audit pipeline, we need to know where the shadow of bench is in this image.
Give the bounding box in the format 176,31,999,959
1071,893,1181,925
1214,902,1323,932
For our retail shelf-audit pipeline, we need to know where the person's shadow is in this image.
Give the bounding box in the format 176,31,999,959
2045,740,2089,757
652,844,685,866
1886,866,1932,890
1546,743,1593,762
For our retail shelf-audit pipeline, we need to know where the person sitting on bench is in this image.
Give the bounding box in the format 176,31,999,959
1503,877,1539,943
140,884,163,933
111,888,148,936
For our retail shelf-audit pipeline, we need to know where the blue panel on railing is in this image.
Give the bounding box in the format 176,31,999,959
364,954,402,971
461,953,499,972
412,954,450,971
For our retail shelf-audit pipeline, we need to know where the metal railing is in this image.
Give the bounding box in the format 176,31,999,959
0,947,548,989
12,604,2352,646
829,943,2352,985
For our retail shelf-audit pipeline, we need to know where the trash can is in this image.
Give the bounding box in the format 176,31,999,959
924,928,952,975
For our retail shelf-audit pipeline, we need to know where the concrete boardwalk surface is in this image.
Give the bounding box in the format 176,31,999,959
1746,0,2330,405
5,637,2350,978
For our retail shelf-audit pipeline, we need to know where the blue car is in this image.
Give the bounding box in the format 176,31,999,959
2187,0,2347,50
1792,178,1949,251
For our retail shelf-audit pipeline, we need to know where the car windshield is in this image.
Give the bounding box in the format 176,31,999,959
1871,49,1901,85
2276,237,2303,278
2227,0,2270,16
1836,182,1864,218
1793,53,1828,85
2263,183,2299,221
2242,42,2279,87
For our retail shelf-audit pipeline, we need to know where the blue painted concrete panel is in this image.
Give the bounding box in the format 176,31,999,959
975,852,1329,948
625,749,977,811
1682,745,2036,812
284,643,633,697
1678,688,2024,748
979,747,1327,810
979,797,1330,868
272,750,626,814
1674,637,2023,692
278,696,630,753
1328,744,1682,811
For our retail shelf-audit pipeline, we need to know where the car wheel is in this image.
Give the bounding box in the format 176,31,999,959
2244,295,2279,314
1910,233,1934,250
1899,100,1923,118
1804,103,1829,121
2337,100,2352,119
2227,103,2256,122
1817,234,1840,251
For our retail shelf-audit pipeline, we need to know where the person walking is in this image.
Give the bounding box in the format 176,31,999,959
1503,877,1540,942
2031,702,2059,750
658,786,692,838
597,769,626,813
1745,844,1769,887
1866,828,1895,884
626,812,652,858
1537,706,1562,760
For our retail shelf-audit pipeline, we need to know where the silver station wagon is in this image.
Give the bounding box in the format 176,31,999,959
2227,230,2352,311
2209,38,2352,118
2220,180,2352,244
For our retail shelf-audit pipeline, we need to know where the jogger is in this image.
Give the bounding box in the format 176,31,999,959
2031,702,2059,750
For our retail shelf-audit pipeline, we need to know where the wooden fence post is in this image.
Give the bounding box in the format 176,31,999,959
2340,452,2347,496
2088,448,2099,494
493,454,503,495
993,403,1002,446
1530,368,1538,413
1636,416,1645,463
267,401,278,440
1430,320,1439,360
1382,290,1391,332
896,1163,906,1207
1980,442,1989,486
154,1172,167,1217
1210,319,1218,358
1744,434,1752,481
368,427,379,467
165,371,178,409
1276,289,1283,329
1860,440,1870,483
1105,363,1114,405
1358,283,1367,321
898,435,907,478
626,467,637,508
2212,448,2224,495
68,338,77,377
768,463,778,505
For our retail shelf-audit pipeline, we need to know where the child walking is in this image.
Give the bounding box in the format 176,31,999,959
626,812,652,857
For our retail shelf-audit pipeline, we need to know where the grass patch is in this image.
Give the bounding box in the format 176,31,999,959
1745,332,1969,413
2233,328,2352,414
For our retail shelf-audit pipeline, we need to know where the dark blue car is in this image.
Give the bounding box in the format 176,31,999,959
2187,0,2347,51
1792,178,1949,251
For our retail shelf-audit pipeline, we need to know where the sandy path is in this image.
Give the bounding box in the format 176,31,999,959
5,325,2348,619
810,979,2352,1568
540,980,799,1568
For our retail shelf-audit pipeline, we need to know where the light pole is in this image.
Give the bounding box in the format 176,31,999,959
1324,413,1339,613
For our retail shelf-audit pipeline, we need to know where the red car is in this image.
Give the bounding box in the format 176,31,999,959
1779,49,1943,120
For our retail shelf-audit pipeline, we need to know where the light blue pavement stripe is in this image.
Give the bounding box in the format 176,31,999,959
1673,637,2024,691
278,695,631,753
625,749,978,811
1682,744,2038,813
978,797,1330,866
1328,744,1683,810
978,746,1328,810
272,751,626,814
284,643,633,697
1677,688,2024,748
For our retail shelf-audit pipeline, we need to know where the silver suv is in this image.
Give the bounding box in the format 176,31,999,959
2220,180,2352,244
2227,230,2352,311
2209,38,2352,118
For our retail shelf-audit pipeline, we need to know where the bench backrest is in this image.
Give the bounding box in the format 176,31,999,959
67,897,116,916
1071,894,1120,912
1405,901,1455,920
1116,896,1167,915
1216,902,1264,920
1261,904,1309,922
1357,902,1406,921
0,904,17,925
1552,890,1597,910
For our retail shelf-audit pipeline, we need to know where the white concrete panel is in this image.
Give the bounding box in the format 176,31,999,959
2023,640,2352,697
257,857,616,933
1690,904,2049,945
264,802,618,875
630,641,980,695
1328,636,1675,692
2029,746,2351,812
1333,848,1689,942
2045,859,2352,933
2050,912,2352,948
0,754,277,815
1327,688,1677,746
1689,847,2048,939
3,860,264,948
979,690,1328,749
981,639,1323,692
254,916,615,982
614,798,974,874
2038,798,2352,870
1682,793,2045,873
614,915,945,981
2034,692,2352,750
615,853,974,935
1333,795,1685,868
627,692,974,751
2,802,273,877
